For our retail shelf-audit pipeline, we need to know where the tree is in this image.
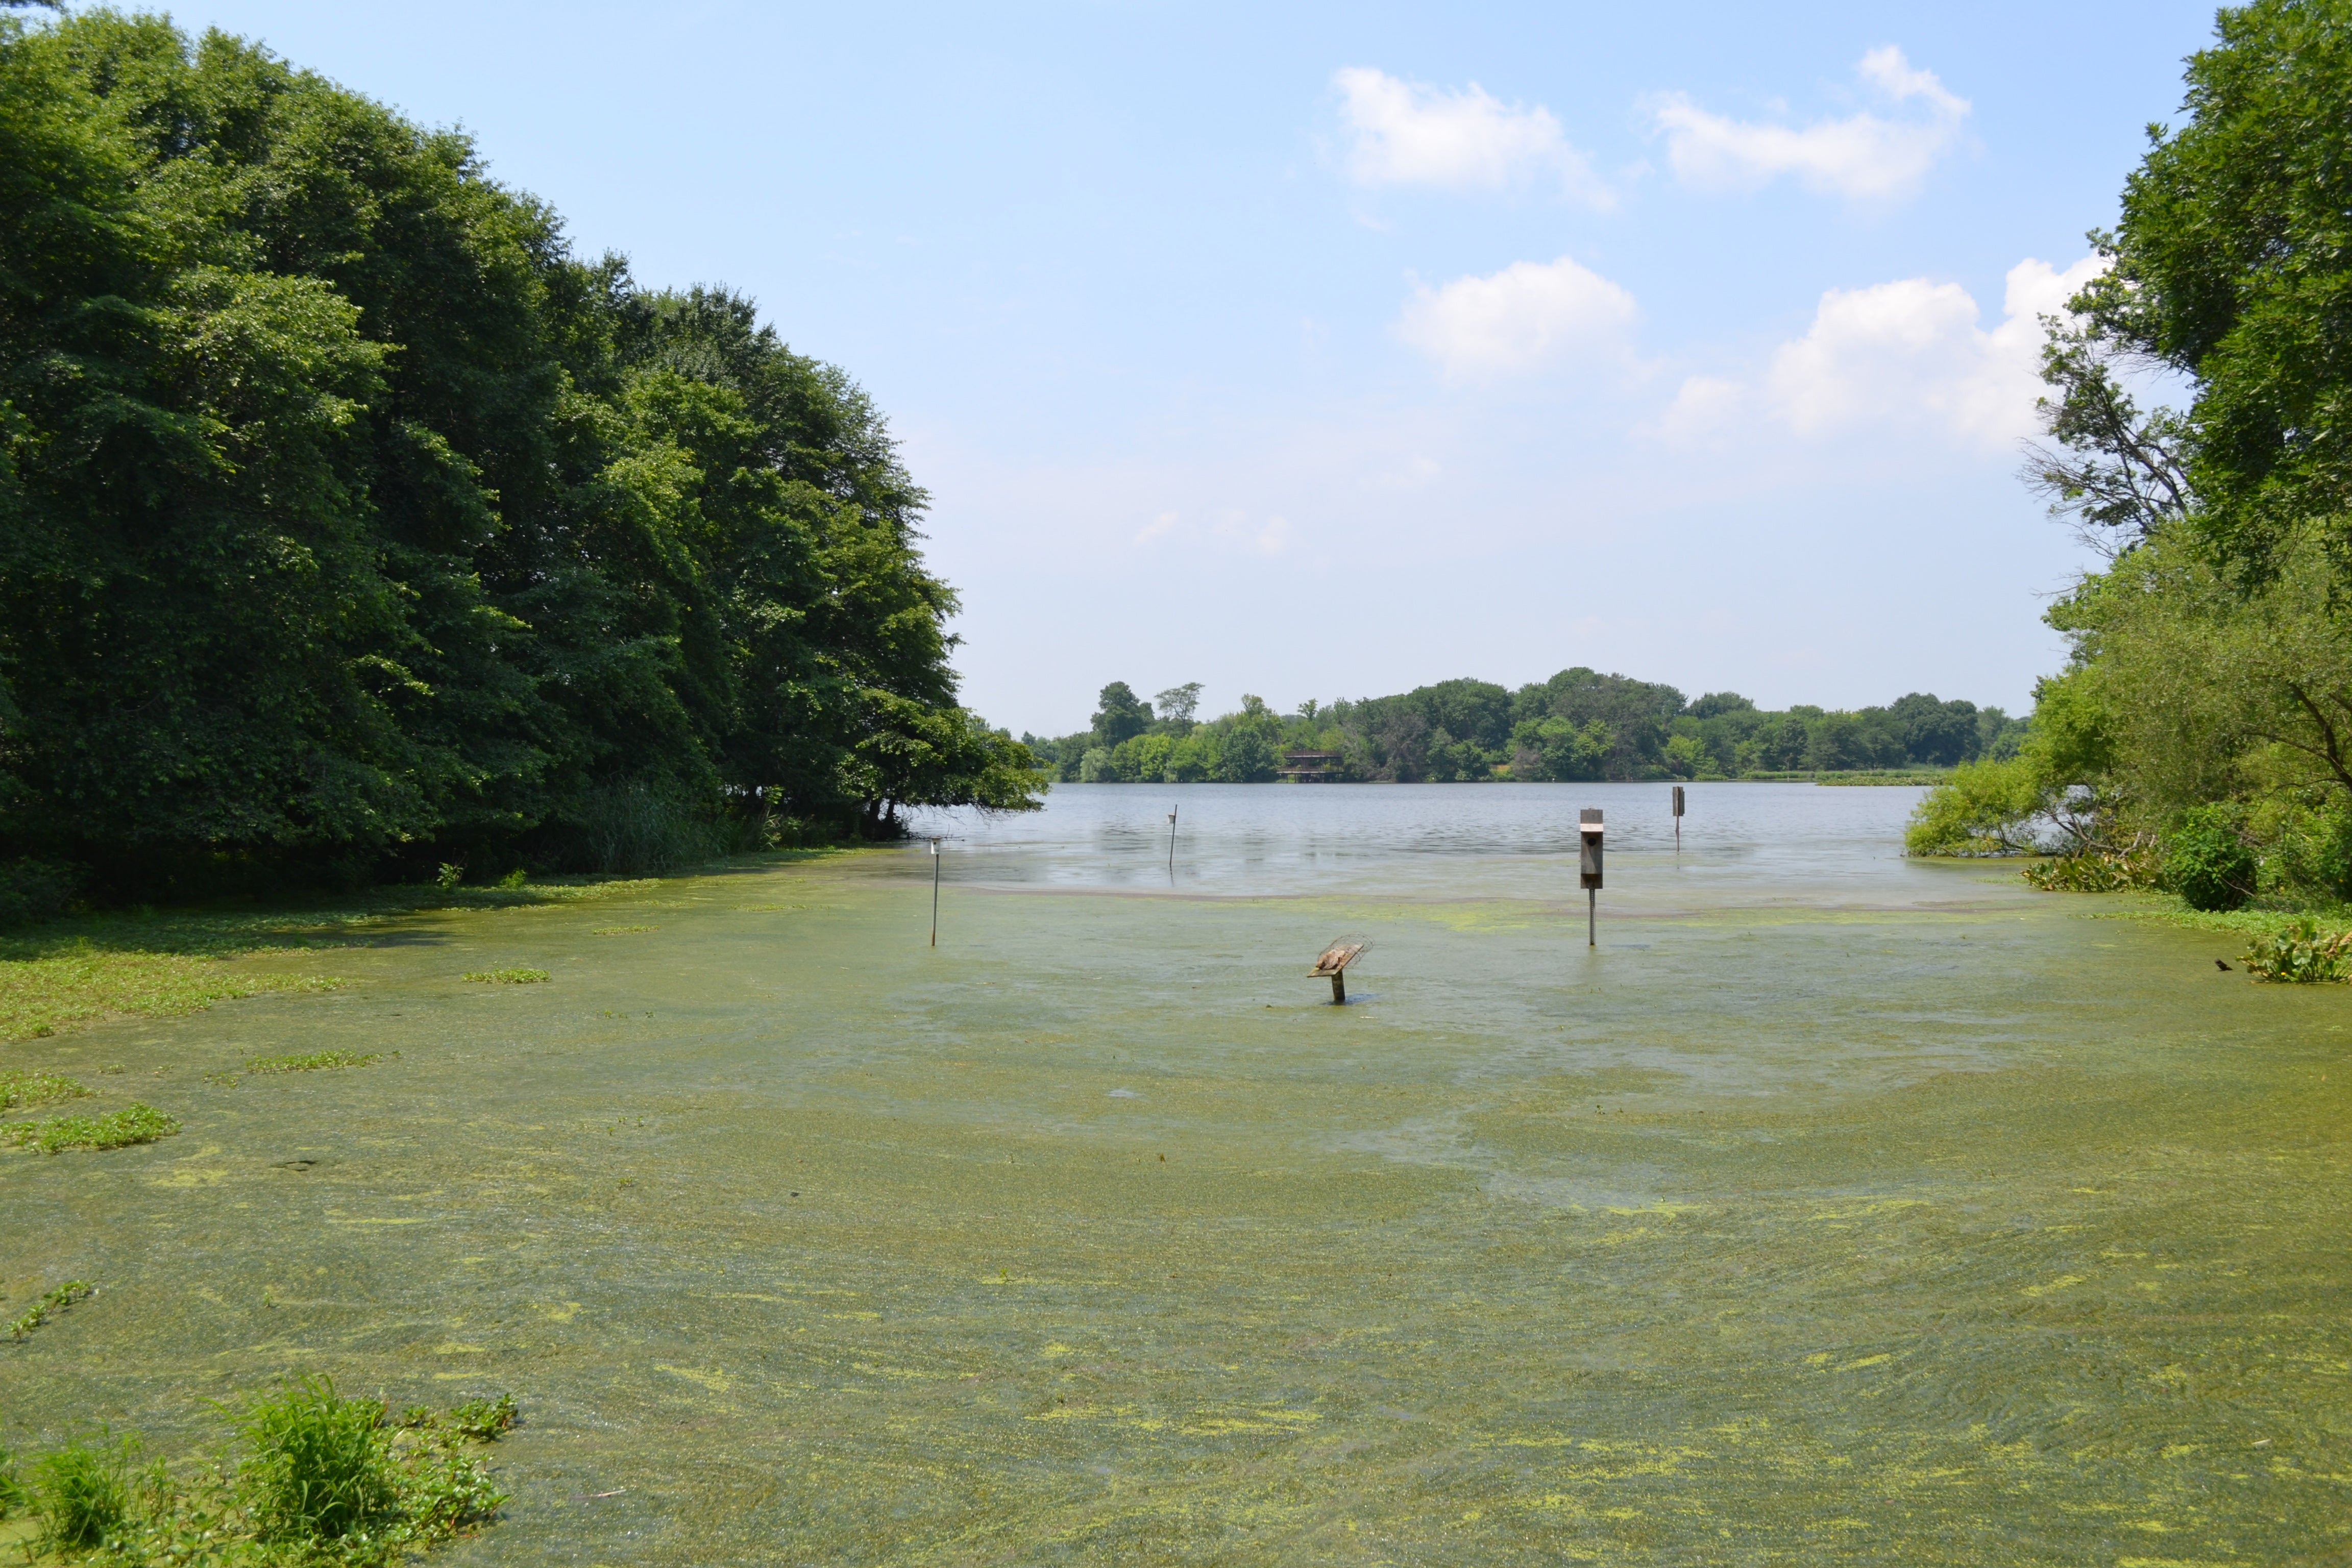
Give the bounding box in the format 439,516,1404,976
1091,682,1151,749
1153,682,1202,730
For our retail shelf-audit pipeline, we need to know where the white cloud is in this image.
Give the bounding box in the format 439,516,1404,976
1334,66,1610,205
1654,46,1968,201
1134,510,1180,546
1759,255,2106,447
1398,255,1638,382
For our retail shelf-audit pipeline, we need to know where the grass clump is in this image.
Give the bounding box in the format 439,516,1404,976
2,1102,178,1154
2242,916,2352,982
7,1379,514,1563
461,968,547,984
0,1070,89,1112
34,1431,136,1552
7,1280,93,1341
0,1444,29,1514
238,1376,402,1544
244,1050,381,1075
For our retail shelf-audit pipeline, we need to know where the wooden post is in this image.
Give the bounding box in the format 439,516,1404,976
929,836,940,947
1672,784,1684,851
1331,969,1345,1004
1167,805,1178,875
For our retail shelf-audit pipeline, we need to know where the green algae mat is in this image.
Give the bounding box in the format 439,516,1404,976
2,785,2345,1563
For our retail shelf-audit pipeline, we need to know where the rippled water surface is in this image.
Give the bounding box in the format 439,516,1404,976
2,783,2345,1564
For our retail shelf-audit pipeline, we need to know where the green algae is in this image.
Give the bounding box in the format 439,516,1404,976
0,787,2344,1563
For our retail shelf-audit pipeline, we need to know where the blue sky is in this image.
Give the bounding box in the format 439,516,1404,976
159,1,2220,731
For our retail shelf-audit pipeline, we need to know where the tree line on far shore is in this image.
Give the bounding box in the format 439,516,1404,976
1023,675,2024,785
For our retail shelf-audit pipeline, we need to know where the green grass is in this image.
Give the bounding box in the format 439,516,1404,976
462,968,548,984
33,1433,135,1553
244,1049,382,1075
2,1383,512,1564
6,1281,93,1342
238,1375,402,1543
0,1071,89,1112
2,1102,178,1154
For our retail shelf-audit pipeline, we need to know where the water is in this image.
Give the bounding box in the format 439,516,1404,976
2,783,2345,1564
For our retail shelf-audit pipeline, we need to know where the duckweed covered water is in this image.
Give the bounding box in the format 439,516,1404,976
1,783,2344,1564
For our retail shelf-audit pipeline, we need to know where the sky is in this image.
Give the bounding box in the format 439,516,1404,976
151,0,2222,733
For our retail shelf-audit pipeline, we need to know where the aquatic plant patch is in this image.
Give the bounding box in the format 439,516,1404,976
0,1070,88,1111
0,948,344,1044
463,968,549,984
2241,917,2352,982
6,1281,93,1341
244,1049,382,1075
592,925,653,935
2,1102,179,1154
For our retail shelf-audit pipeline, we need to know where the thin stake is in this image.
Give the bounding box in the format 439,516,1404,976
929,836,941,947
1167,805,1178,875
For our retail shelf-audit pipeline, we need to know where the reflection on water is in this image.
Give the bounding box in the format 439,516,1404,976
0,783,2343,1565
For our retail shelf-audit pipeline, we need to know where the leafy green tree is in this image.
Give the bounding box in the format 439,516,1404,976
1091,682,1151,749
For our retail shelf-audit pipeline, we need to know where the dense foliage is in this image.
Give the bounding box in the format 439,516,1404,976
0,10,1036,904
1027,676,2020,783
1908,0,2352,916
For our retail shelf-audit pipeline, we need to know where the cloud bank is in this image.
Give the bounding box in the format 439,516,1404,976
1334,66,1611,205
1660,255,2107,449
1653,46,1969,201
1397,255,1639,382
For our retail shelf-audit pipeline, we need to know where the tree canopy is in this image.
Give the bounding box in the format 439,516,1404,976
0,11,1036,899
1910,0,2352,912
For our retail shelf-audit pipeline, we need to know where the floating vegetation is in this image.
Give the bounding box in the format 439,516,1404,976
0,1070,89,1112
463,968,549,985
6,1280,93,1341
2,1102,179,1154
592,925,653,936
444,1394,518,1442
2241,917,2352,983
4,1379,511,1563
245,1049,383,1075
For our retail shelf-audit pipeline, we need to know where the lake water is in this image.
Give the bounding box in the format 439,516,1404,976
2,782,2344,1564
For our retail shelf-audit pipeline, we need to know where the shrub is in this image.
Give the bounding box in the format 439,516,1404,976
0,859,82,929
237,1375,400,1542
2242,918,2352,983
2163,804,2257,911
1904,756,2047,855
36,1433,135,1552
2,1103,179,1153
2022,849,2156,891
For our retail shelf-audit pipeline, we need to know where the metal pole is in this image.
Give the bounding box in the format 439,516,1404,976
1588,888,1596,948
929,837,940,947
1167,805,1178,875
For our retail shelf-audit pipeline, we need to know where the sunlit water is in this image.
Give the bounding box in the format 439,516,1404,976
2,783,2345,1564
